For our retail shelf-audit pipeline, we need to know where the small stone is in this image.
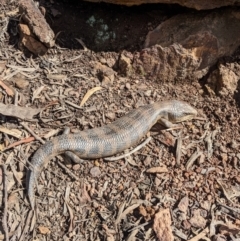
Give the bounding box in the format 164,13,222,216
105,112,115,120
125,83,131,89
221,153,228,162
236,153,240,160
219,145,227,153
189,209,207,229
143,155,151,166
144,90,152,97
72,164,80,171
178,196,189,213
90,166,101,177
230,140,238,149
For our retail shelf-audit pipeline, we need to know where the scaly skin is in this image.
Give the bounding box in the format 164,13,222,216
27,100,197,209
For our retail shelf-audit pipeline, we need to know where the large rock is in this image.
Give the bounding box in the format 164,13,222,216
144,9,240,69
19,0,55,48
117,9,240,82
84,0,240,10
119,44,207,82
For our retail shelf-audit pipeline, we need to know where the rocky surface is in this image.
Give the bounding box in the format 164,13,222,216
84,0,240,10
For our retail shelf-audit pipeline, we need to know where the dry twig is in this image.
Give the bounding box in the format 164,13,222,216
1,163,9,241
105,137,152,161
20,122,45,144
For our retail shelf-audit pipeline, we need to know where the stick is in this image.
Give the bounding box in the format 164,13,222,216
4,137,35,150
20,122,45,144
105,137,152,161
2,164,9,241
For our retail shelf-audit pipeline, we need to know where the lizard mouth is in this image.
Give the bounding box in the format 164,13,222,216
175,114,196,123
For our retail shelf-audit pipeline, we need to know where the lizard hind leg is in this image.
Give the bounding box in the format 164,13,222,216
62,127,86,164
64,151,86,164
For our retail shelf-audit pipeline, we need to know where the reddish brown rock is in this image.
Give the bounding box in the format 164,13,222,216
18,24,48,56
145,9,240,67
119,9,240,82
119,44,206,82
205,64,239,96
19,0,55,48
84,0,240,10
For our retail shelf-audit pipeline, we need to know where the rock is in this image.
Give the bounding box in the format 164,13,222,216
84,0,240,10
90,166,101,177
189,209,207,229
19,0,55,48
92,61,116,85
120,9,240,82
118,52,133,77
130,44,206,82
145,9,240,67
18,24,48,56
206,64,238,96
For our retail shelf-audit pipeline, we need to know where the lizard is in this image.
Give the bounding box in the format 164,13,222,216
27,100,197,209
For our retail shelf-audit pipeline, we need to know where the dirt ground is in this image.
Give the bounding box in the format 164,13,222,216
0,1,240,241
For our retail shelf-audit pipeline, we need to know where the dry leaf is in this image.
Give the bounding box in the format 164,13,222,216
115,203,140,225
80,86,102,107
0,102,41,120
146,166,169,173
0,126,22,138
0,79,14,96
32,86,45,101
47,73,67,80
0,61,6,73
8,193,18,208
153,208,174,241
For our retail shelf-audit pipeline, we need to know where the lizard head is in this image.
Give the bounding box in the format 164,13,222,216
169,100,198,123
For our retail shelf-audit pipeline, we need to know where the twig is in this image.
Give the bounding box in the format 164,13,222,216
185,148,202,171
2,164,9,241
65,100,83,110
187,227,209,241
128,220,152,232
175,130,182,166
4,137,35,150
63,54,83,63
18,210,34,241
105,137,152,161
57,156,79,181
14,90,18,106
20,122,45,144
217,201,240,214
75,38,88,51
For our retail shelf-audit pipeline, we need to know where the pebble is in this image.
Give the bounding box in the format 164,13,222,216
90,166,101,177
125,83,131,89
144,90,151,97
72,164,80,171
219,145,227,153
